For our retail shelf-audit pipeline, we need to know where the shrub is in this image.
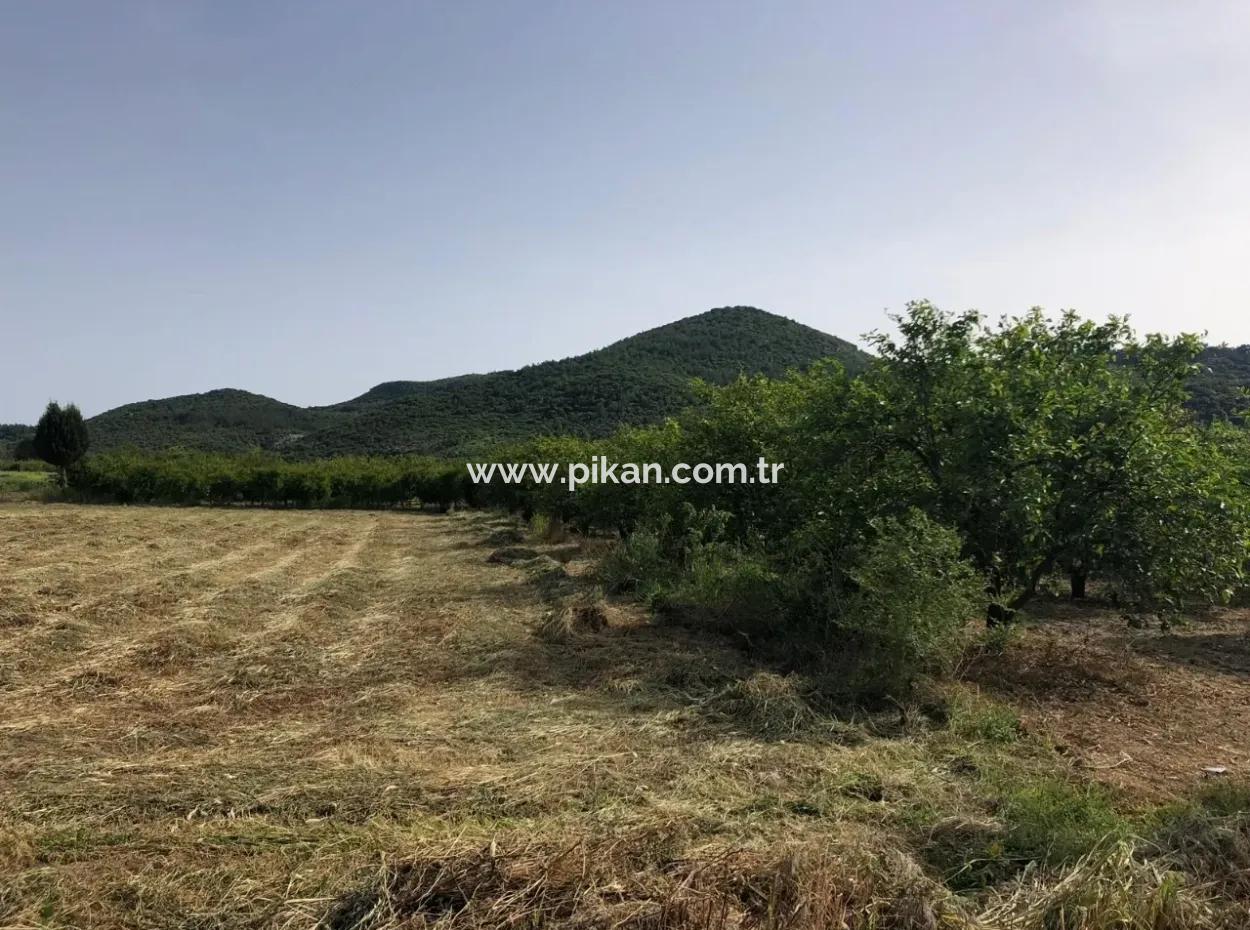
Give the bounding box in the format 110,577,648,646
662,542,783,638
598,524,668,597
983,841,1216,930
836,510,985,695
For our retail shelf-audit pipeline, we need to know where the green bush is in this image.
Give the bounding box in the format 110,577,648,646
67,450,468,510
599,524,669,597
836,510,985,695
656,542,784,639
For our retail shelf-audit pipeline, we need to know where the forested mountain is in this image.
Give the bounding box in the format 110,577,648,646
85,307,870,456
1189,345,1250,423
0,424,34,459
86,389,345,454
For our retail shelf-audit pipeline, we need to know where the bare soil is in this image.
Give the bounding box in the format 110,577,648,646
965,599,1250,801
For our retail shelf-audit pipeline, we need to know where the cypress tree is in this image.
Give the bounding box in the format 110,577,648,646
33,401,90,483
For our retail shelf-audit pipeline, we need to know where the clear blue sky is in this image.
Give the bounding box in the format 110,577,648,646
4,1,1249,421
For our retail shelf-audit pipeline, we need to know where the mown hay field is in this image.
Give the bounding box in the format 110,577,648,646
2,503,1248,929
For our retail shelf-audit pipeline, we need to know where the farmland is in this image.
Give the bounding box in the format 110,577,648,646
2,503,1249,928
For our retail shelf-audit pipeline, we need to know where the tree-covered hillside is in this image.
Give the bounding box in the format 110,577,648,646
0,424,34,459
87,389,345,454
291,307,869,456
86,307,870,456
1188,345,1250,423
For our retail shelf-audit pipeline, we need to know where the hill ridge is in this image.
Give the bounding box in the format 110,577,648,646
86,306,870,456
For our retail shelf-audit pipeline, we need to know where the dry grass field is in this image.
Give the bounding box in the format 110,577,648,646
2,503,1249,929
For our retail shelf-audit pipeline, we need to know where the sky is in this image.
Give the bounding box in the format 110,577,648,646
3,1,1250,421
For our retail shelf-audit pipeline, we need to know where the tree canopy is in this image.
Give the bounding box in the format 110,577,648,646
33,402,90,478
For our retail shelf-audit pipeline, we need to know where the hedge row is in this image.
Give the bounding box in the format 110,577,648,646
69,450,471,509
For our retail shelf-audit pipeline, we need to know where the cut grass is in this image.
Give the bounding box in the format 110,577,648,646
0,503,1246,928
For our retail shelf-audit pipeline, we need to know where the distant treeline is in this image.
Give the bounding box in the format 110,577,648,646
69,450,469,509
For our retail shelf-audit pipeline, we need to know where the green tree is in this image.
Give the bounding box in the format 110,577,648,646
851,303,1247,618
33,402,90,483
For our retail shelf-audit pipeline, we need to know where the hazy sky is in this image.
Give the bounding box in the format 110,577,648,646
4,1,1250,421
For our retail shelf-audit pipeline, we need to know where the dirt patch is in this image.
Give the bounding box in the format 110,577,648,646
966,600,1250,801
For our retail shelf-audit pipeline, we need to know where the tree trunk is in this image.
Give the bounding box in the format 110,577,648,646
1070,569,1087,600
986,602,1017,626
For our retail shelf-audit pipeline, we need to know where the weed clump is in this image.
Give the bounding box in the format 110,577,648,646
535,593,610,643
484,526,524,546
983,841,1223,930
947,692,1024,744
1000,779,1130,867
703,672,858,743
1150,781,1250,900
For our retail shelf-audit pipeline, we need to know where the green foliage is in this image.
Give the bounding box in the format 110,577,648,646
478,301,1250,698
838,303,1247,612
68,449,467,509
836,511,985,693
598,524,669,598
1188,343,1250,423
12,437,38,461
0,423,35,461
1098,420,1250,613
0,469,54,495
659,542,784,639
0,423,33,442
86,389,336,455
1,456,54,473
33,402,90,476
1000,779,1129,866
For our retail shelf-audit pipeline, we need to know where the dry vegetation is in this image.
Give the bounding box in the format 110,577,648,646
1,503,1248,928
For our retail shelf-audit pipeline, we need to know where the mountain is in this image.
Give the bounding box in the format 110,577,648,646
87,389,345,454
1188,345,1250,423
87,307,871,457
